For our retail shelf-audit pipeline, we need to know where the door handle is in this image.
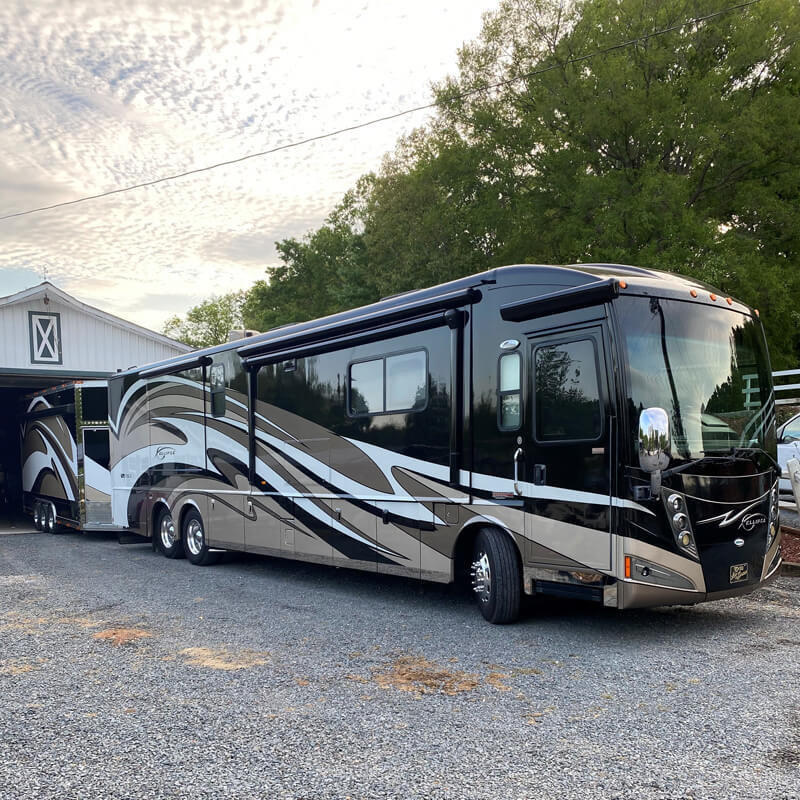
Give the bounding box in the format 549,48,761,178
513,448,524,495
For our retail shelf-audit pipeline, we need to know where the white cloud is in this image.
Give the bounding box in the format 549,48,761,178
0,0,496,332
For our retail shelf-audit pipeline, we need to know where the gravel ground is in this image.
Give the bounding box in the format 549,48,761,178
1,532,798,800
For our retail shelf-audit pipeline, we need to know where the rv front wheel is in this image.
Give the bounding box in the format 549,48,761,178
182,508,221,566
471,527,521,624
156,507,184,559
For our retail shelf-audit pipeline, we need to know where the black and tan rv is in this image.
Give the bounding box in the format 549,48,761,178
21,381,113,533
98,264,782,623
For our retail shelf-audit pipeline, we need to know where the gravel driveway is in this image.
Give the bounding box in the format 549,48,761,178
1,532,798,800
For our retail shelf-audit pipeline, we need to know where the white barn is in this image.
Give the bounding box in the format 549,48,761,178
0,281,192,524
0,282,190,383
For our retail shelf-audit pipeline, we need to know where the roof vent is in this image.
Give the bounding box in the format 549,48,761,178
228,329,260,342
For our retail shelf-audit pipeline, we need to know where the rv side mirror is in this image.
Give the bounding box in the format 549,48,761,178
638,407,670,497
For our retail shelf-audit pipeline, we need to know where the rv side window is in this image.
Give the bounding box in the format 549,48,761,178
534,338,601,441
386,351,427,412
210,364,226,417
349,349,427,416
350,359,384,414
81,387,108,423
83,429,110,470
498,352,522,430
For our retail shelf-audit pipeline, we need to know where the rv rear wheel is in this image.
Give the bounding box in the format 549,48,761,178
45,504,58,534
471,527,521,624
156,507,184,559
33,502,43,531
182,508,221,566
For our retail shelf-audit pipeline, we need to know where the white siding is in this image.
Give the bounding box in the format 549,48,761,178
0,293,188,375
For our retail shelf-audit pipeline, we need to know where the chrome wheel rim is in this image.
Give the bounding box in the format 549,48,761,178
186,518,204,556
471,551,492,604
159,513,177,549
47,507,55,532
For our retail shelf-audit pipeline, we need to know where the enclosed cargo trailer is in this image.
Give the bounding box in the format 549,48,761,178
21,381,115,532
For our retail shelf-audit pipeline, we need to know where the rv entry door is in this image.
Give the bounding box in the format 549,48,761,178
525,325,613,571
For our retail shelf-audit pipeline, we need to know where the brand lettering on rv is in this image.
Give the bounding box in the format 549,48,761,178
739,513,767,532
155,446,176,461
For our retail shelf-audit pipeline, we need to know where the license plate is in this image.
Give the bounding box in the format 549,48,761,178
730,563,748,583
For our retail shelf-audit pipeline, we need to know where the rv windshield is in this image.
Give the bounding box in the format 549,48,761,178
618,295,775,462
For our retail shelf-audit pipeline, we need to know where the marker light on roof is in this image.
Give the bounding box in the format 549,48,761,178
710,293,717,301
726,297,733,305
619,280,627,289
690,289,698,298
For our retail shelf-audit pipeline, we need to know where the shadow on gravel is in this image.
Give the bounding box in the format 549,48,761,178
56,531,763,636
192,548,758,636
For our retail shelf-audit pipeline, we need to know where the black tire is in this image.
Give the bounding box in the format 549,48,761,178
45,504,60,535
471,526,522,624
33,502,43,531
155,506,184,559
182,508,221,566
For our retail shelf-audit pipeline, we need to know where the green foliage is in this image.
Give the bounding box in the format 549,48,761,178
244,0,800,365
163,291,246,348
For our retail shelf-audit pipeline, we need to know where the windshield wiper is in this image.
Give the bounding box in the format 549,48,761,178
729,446,781,473
663,447,780,478
662,454,734,478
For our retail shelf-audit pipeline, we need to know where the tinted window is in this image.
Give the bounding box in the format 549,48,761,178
81,387,108,422
349,350,427,416
535,339,601,441
84,429,110,469
350,359,384,414
386,351,427,412
210,363,226,417
619,296,775,459
498,352,521,430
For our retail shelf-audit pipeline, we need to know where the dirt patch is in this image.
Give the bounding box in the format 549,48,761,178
1,613,107,635
485,672,512,691
781,529,800,564
93,627,152,646
0,615,49,633
0,662,36,675
372,655,480,696
178,647,269,671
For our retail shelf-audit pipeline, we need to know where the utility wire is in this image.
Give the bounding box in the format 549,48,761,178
0,0,761,222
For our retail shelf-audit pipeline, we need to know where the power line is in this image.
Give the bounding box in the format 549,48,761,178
0,0,761,222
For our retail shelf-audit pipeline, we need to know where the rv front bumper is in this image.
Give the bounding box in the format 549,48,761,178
610,552,782,609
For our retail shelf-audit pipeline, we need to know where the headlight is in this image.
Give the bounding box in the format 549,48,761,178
673,513,690,531
767,481,779,549
667,493,684,513
662,491,698,559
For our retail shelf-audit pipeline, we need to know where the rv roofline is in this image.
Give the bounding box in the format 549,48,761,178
112,262,749,379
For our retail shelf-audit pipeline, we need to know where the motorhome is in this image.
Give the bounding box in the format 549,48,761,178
95,264,782,623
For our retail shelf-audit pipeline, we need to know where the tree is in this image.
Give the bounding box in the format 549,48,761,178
163,291,246,348
430,0,800,365
245,0,800,365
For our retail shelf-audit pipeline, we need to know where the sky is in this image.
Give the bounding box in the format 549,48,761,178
0,0,497,332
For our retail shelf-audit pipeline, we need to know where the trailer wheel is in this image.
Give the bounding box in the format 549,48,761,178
182,508,220,566
471,526,521,624
156,507,184,559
